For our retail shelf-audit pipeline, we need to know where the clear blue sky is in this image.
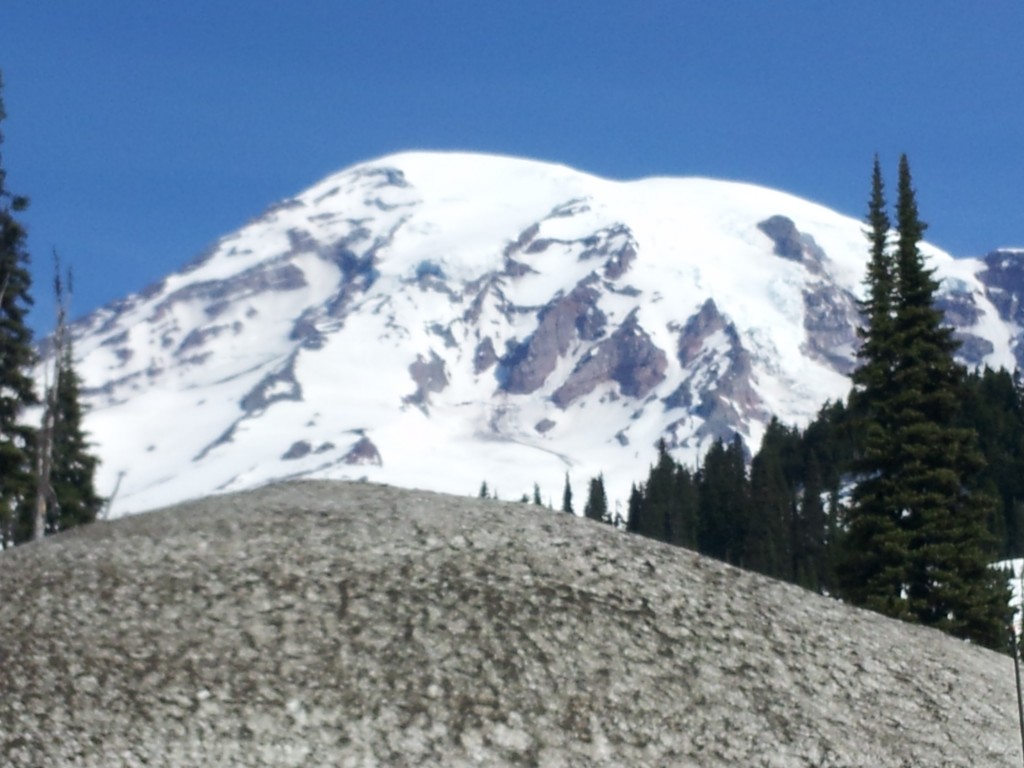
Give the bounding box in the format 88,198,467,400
2,1,1022,336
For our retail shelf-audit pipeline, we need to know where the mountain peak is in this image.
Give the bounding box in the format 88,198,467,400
55,152,1024,516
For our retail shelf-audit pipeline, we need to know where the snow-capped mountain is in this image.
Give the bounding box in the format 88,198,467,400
59,151,1024,517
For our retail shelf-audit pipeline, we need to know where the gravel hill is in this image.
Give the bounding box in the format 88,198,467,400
0,480,1019,766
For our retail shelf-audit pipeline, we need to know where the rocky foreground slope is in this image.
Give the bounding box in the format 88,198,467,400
0,480,1019,766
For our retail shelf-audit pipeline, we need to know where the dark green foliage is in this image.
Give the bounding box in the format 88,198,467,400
478,481,489,499
648,440,686,542
12,260,104,544
46,342,103,532
561,473,573,515
839,156,1009,648
583,474,609,523
626,440,698,545
853,155,898,402
746,420,794,579
639,440,674,539
840,156,909,615
625,483,644,534
669,464,699,549
959,367,1024,557
532,482,543,506
792,455,831,591
697,436,749,564
0,71,37,547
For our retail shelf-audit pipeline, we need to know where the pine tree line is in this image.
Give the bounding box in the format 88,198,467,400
625,429,837,591
0,71,102,547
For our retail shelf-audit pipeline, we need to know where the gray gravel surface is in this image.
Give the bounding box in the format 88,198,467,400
0,480,1019,766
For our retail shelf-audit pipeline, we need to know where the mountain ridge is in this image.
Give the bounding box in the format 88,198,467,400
49,151,1024,516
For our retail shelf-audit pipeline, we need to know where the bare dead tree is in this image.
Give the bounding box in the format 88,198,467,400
32,252,67,541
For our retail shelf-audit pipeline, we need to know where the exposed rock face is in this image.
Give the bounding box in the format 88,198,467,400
500,279,607,395
342,436,381,465
240,353,302,414
515,220,637,281
151,261,307,324
577,224,638,280
757,215,827,271
758,215,806,261
473,337,497,374
980,250,1024,368
665,299,767,445
0,480,1017,766
288,309,326,349
281,440,312,460
405,352,449,408
552,310,667,408
981,250,1024,322
936,287,992,366
802,282,860,374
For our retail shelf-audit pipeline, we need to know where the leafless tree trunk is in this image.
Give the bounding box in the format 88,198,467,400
32,373,58,541
32,253,67,542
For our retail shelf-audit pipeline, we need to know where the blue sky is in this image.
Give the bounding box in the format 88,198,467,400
2,2,1023,335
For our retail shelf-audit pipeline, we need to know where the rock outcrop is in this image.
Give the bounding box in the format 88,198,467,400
0,480,1018,766
666,299,768,445
552,310,667,408
500,279,606,395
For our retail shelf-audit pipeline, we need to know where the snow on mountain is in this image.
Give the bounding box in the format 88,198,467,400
56,151,1024,517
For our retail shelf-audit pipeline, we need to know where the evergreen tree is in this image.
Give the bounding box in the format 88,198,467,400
561,473,574,515
697,436,749,566
47,337,103,532
0,71,37,548
478,480,489,499
889,156,1008,646
959,367,1024,557
842,156,1009,648
625,482,644,534
532,482,543,506
14,260,103,542
583,474,608,523
839,156,910,616
644,439,677,542
746,420,793,579
669,463,699,549
792,454,830,591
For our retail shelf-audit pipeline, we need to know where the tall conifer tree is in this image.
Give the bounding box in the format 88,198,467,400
48,338,103,532
583,474,608,523
669,464,699,549
697,436,749,565
842,155,1009,648
746,420,793,580
0,71,37,547
840,156,911,617
40,266,102,534
888,156,1008,647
